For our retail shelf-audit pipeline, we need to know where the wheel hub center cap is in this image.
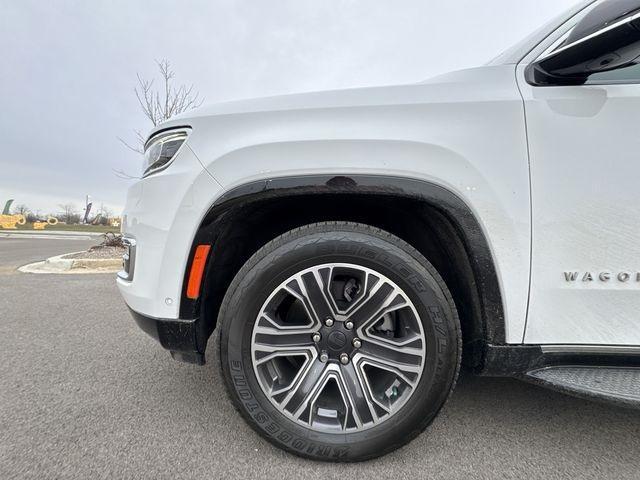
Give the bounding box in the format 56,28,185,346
327,331,347,351
317,320,356,359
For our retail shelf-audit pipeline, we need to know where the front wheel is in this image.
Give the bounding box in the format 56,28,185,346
218,222,461,461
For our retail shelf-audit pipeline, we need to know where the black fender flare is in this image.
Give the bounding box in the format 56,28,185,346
182,174,506,348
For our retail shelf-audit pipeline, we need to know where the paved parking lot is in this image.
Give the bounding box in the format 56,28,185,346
1,235,639,479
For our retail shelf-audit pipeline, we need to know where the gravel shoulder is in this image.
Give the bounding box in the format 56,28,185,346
62,246,125,259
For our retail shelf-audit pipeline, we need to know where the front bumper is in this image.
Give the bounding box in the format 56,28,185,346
128,307,205,364
116,138,223,363
116,142,222,320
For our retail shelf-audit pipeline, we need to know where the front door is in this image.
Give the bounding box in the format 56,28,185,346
520,1,640,345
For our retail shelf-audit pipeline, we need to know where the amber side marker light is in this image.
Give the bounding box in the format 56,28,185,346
186,244,211,299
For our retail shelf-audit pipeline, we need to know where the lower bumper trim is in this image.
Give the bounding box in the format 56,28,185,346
127,307,205,365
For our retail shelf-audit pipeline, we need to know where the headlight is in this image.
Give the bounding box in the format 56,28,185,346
143,128,190,176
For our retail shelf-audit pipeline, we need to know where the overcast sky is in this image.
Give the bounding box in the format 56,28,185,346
0,0,579,215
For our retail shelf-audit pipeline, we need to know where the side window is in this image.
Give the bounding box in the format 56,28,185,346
586,61,640,83
563,0,640,84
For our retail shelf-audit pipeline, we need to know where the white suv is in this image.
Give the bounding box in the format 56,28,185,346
117,0,640,461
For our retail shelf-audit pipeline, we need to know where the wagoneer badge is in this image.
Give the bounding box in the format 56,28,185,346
564,271,640,282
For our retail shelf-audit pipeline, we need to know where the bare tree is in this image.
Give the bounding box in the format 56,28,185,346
58,203,80,224
137,60,203,127
12,204,30,216
97,203,113,219
93,203,114,225
118,59,203,157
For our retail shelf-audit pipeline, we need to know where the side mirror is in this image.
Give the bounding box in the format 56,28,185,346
526,11,640,86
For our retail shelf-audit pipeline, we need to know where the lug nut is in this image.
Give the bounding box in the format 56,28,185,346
352,338,362,349
320,351,329,363
339,353,349,365
345,320,354,330
324,318,334,327
312,332,321,343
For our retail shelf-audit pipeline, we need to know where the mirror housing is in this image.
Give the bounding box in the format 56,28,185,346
526,11,640,86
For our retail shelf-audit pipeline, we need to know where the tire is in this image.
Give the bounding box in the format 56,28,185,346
218,221,461,462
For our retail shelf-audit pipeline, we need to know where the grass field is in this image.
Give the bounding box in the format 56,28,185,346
11,223,119,233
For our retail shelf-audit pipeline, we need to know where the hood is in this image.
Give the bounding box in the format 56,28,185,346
152,65,516,134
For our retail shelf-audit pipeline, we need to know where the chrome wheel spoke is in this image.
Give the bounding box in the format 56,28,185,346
357,341,423,382
350,283,407,331
257,351,315,397
297,269,336,322
282,361,328,416
337,362,376,426
253,325,316,353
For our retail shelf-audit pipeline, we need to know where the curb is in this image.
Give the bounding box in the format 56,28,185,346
19,252,122,274
2,230,106,236
1,232,97,240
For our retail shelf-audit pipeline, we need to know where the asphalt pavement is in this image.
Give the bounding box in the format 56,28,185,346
1,236,639,479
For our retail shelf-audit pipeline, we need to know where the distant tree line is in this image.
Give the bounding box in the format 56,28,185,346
11,203,114,225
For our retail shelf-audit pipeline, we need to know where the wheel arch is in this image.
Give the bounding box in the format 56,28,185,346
182,174,506,367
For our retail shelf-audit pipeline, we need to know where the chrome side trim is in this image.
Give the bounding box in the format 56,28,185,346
540,344,640,355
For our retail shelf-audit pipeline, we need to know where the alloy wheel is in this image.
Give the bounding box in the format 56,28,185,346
251,263,426,433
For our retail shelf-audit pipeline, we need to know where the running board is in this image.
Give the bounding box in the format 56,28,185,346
525,365,640,409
